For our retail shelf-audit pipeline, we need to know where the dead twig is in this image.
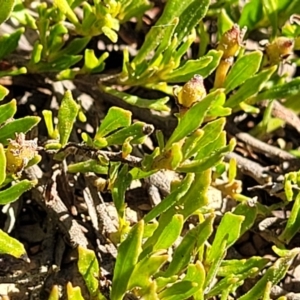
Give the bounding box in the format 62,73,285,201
24,165,89,248
57,143,143,168
225,152,273,185
259,100,300,134
226,122,300,169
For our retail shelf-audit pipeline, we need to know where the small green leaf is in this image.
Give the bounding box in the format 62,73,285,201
284,179,294,201
184,118,225,160
0,116,40,145
233,201,257,237
57,90,79,147
195,130,227,160
163,56,212,82
127,251,168,290
42,110,57,139
146,170,211,264
144,173,194,223
207,96,231,118
0,28,24,60
102,26,118,43
0,85,9,101
272,246,291,257
133,0,185,64
32,55,82,73
111,165,132,218
255,77,300,101
58,37,91,56
224,51,263,93
205,238,227,292
111,221,144,300
225,66,276,108
152,214,184,251
185,262,206,296
262,0,278,39
147,18,178,70
118,0,153,23
158,280,199,300
0,66,26,78
95,106,131,140
166,90,224,148
103,87,170,111
0,179,37,205
239,248,300,300
30,42,43,64
48,285,60,300
279,192,300,243
181,130,204,161
47,23,68,54
0,0,15,25
67,160,108,174
179,170,211,219
156,276,178,292
207,271,250,298
66,282,84,300
142,215,184,260
169,142,183,169
178,140,235,173
0,99,16,125
228,157,237,182
207,213,245,264
239,0,263,31
172,30,196,67
45,143,62,151
218,257,269,277
218,9,234,37
27,154,41,169
164,215,214,277
174,0,210,42
105,122,153,146
197,50,223,78
54,0,79,24
0,229,28,259
84,49,100,70
0,144,6,186
143,222,159,239
78,246,102,299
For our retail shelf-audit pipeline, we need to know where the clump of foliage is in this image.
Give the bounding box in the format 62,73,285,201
1,0,300,299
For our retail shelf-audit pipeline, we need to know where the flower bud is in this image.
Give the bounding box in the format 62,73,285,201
217,24,246,59
265,37,294,65
175,75,207,109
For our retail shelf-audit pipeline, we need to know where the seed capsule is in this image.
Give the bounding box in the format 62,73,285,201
6,133,38,176
265,37,294,65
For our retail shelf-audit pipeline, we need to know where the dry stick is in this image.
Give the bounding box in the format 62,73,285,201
61,144,174,203
83,176,118,239
226,122,300,169
83,176,118,275
25,165,89,248
45,168,89,248
60,143,143,168
224,152,273,185
259,100,300,134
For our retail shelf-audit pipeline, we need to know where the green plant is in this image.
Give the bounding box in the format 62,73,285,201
1,0,300,299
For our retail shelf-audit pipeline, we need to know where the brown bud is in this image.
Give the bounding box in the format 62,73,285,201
6,133,38,176
217,24,246,59
265,37,294,65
